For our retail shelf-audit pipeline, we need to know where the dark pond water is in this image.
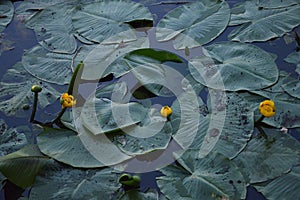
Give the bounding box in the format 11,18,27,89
0,0,299,200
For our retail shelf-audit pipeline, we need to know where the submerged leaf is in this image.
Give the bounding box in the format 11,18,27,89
0,62,60,116
156,0,230,49
234,129,300,183
0,0,14,32
189,42,278,91
0,119,27,157
22,45,73,85
284,51,300,75
157,150,246,200
229,0,300,42
0,144,50,188
72,0,153,43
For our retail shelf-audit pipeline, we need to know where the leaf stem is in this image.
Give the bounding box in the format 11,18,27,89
30,92,39,122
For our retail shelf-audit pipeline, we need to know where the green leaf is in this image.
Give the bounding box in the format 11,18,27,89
30,164,122,200
80,36,149,80
156,0,230,49
0,37,14,57
107,108,173,156
125,49,183,63
282,79,300,99
0,62,60,116
284,51,300,75
229,0,300,42
0,0,14,32
157,150,247,200
254,165,300,200
81,97,148,136
189,42,278,91
258,0,300,8
22,45,73,85
119,190,163,200
0,119,27,157
72,0,153,43
0,144,50,188
234,129,300,183
24,4,77,54
37,127,132,168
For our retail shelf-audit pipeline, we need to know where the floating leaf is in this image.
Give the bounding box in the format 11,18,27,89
0,62,61,116
0,119,27,157
0,37,14,56
72,0,153,43
81,95,148,136
24,4,77,54
156,0,230,49
80,36,149,80
0,144,50,188
107,108,173,156
234,129,300,183
157,150,247,200
229,0,300,42
282,79,300,99
30,164,122,199
254,165,300,200
22,45,73,85
189,42,278,91
37,127,131,168
258,0,300,8
284,51,300,75
0,0,14,32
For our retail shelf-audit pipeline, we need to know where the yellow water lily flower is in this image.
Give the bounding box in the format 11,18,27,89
160,106,172,117
259,100,276,117
60,93,76,109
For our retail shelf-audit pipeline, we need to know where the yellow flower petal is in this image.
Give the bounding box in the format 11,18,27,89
160,106,172,117
259,100,276,117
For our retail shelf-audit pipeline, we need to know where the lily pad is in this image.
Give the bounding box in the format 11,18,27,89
0,62,61,116
284,51,300,75
22,45,73,85
0,0,14,32
282,79,300,99
258,0,300,8
229,0,300,42
72,0,153,43
81,97,148,136
107,108,173,156
81,36,149,80
189,42,278,91
0,119,27,157
24,4,77,54
156,0,230,49
0,144,50,188
254,165,300,200
37,127,132,168
233,128,300,183
157,150,246,200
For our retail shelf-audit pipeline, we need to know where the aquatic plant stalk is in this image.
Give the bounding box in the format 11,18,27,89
30,92,39,122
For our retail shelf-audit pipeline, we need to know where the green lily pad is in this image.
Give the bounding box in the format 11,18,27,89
157,150,247,200
233,128,300,183
0,62,61,116
0,119,27,157
72,0,153,43
81,97,148,136
0,144,50,188
24,4,77,54
81,36,149,80
282,79,300,99
284,51,300,75
22,45,73,85
156,0,230,49
229,0,300,42
254,165,300,200
37,127,132,168
107,108,173,156
0,0,14,32
258,0,300,8
189,42,278,91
